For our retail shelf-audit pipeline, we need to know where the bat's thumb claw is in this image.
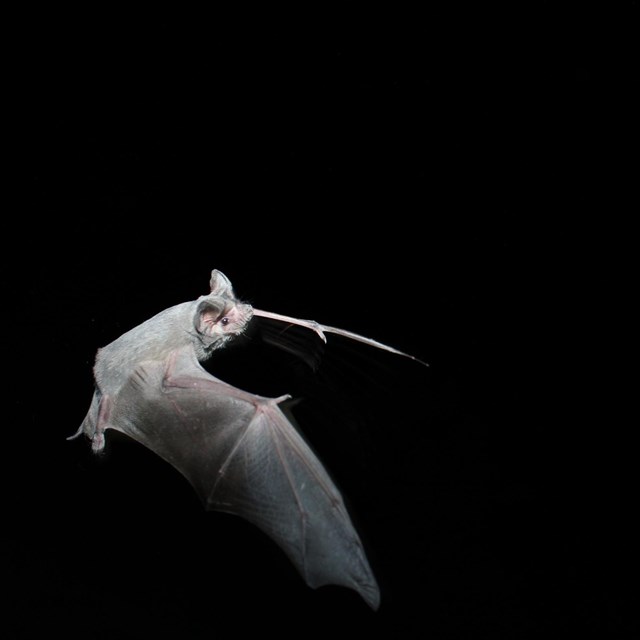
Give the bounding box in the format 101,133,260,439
311,322,328,343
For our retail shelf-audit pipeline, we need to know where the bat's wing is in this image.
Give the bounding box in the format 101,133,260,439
101,346,380,609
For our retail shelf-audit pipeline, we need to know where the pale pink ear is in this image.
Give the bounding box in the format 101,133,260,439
196,299,225,340
209,269,233,296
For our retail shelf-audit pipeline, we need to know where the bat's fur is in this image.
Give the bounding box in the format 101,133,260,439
70,269,415,610
75,271,252,453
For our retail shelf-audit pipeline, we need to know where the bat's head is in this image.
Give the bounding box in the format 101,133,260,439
193,270,254,356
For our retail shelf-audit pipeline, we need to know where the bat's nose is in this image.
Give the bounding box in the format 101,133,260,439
241,304,255,326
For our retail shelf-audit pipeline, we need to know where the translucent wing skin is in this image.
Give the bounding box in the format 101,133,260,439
92,345,380,609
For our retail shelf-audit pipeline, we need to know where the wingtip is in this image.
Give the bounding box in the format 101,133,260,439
410,354,430,368
358,582,381,611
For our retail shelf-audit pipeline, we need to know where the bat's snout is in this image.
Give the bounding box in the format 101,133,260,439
234,303,254,334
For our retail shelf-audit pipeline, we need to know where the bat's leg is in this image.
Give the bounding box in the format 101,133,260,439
91,394,113,453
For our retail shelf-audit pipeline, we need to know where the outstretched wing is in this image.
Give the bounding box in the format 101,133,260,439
105,345,380,609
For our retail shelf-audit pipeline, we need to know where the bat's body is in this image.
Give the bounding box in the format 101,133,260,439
74,270,423,609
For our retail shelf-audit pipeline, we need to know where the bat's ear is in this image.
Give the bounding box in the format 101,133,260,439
195,298,226,343
209,269,233,296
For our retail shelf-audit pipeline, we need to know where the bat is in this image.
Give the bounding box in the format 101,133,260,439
70,269,425,609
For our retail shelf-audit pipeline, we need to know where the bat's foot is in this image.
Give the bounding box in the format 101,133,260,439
91,431,106,453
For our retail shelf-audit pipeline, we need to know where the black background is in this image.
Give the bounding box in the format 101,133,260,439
8,4,638,637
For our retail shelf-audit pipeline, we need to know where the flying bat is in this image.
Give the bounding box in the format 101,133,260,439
71,269,424,609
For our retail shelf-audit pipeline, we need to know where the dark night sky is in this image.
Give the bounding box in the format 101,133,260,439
9,5,638,638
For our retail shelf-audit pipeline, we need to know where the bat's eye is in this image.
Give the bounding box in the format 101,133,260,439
220,317,230,326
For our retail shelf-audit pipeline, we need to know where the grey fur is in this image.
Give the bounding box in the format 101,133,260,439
72,269,421,609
